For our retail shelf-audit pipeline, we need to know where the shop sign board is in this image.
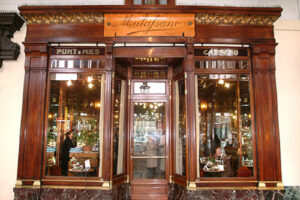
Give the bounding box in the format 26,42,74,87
104,13,195,37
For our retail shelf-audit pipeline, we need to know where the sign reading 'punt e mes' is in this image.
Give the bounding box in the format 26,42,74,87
104,13,195,37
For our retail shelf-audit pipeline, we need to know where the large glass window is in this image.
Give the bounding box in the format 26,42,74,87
45,73,104,177
195,74,254,178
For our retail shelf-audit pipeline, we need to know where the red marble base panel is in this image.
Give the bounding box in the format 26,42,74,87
14,184,284,200
14,183,129,200
169,184,285,200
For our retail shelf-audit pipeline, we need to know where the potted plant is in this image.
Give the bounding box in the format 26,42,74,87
77,129,99,152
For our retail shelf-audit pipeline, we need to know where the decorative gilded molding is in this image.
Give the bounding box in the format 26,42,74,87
196,13,279,26
22,13,104,24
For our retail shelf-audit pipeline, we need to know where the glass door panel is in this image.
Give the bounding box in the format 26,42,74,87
132,102,166,179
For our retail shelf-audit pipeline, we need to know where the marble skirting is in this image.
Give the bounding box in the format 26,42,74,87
14,183,129,200
14,185,300,200
169,184,288,200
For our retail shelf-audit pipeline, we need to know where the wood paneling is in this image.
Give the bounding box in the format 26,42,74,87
17,43,48,180
251,43,282,182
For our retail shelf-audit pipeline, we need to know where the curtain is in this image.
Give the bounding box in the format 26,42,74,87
195,75,200,178
117,80,126,174
99,75,105,177
175,80,183,175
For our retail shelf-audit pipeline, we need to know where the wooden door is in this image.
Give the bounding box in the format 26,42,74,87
129,80,169,200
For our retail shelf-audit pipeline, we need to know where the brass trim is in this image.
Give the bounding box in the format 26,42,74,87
188,187,258,190
258,181,266,188
125,175,130,183
132,156,167,159
41,185,110,190
41,179,104,183
22,13,104,24
169,175,173,183
196,180,258,183
33,180,41,186
102,181,112,190
187,181,197,190
196,13,279,26
260,181,281,183
15,180,22,187
277,182,284,189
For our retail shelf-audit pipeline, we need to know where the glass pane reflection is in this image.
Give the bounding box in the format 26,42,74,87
133,159,166,179
46,73,102,177
133,102,166,179
196,74,253,178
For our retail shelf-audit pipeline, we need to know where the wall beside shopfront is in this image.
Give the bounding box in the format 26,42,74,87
275,20,300,188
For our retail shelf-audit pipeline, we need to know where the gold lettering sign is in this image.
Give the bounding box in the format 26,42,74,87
51,47,105,55
104,13,195,37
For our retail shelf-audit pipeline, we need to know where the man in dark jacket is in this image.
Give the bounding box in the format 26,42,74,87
60,131,76,176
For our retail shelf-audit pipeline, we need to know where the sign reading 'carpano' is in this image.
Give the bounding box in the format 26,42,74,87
104,13,195,37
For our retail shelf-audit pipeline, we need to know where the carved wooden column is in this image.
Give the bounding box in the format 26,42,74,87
251,43,283,189
184,41,197,187
16,43,48,187
102,42,113,185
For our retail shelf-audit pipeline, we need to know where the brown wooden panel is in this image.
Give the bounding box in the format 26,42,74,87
114,47,185,58
25,24,104,43
195,24,275,44
132,186,167,194
252,44,282,182
18,44,48,180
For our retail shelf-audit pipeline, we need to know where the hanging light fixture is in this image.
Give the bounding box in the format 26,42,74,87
140,82,150,93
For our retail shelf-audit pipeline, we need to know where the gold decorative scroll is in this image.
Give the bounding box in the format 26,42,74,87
22,13,104,24
104,13,195,37
196,13,279,26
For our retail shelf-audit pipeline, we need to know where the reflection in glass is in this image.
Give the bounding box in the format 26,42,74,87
175,79,186,176
113,79,126,176
196,74,253,178
46,73,104,177
133,102,166,179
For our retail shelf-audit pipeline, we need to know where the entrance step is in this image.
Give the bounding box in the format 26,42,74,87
130,182,168,200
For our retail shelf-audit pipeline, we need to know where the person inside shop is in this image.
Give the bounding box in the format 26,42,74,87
60,130,76,176
145,135,158,178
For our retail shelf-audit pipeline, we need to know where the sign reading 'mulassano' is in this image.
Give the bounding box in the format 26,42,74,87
104,13,195,37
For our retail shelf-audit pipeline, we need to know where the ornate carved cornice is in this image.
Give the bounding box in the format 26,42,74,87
196,13,279,26
0,13,25,68
22,12,104,24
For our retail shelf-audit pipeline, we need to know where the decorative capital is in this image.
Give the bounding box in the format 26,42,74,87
0,13,25,68
196,13,279,26
22,12,104,24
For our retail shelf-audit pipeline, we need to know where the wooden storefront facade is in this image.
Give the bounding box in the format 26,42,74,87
14,4,283,200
